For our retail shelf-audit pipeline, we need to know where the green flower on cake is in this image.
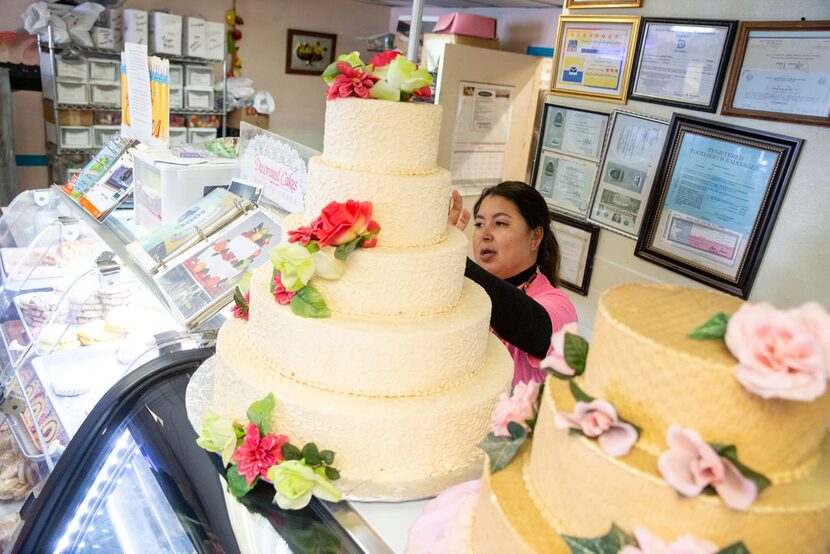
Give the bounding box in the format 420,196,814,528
270,243,316,291
322,50,433,102
370,55,433,102
196,412,239,466
269,460,343,510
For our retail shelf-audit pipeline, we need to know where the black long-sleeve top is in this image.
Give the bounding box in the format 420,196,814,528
464,258,552,359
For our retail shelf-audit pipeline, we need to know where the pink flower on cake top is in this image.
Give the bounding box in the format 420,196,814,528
490,380,540,437
232,422,289,485
555,399,638,457
271,271,295,305
619,526,718,554
540,322,582,377
322,50,433,102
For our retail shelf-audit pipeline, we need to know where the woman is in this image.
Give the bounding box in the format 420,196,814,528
449,182,577,385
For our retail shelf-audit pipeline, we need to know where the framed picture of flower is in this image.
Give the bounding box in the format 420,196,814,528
286,29,337,75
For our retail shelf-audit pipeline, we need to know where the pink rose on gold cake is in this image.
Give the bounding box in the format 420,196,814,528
726,301,830,401
540,322,580,376
619,526,718,554
657,425,756,511
490,380,540,437
555,399,638,457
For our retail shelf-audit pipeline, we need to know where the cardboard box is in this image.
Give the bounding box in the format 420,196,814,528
122,9,148,46
204,21,225,61
227,106,270,130
149,12,182,55
184,17,206,58
434,13,497,40
422,33,500,72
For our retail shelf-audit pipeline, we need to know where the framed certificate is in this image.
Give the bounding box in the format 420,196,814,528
551,15,641,103
565,0,643,8
635,114,803,298
539,103,610,162
534,151,599,219
550,212,600,296
589,110,669,238
629,18,737,112
722,21,830,126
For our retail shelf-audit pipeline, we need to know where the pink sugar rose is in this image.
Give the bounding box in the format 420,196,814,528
657,425,756,511
725,301,830,401
489,380,541,437
540,322,580,376
272,271,296,305
231,423,289,486
619,526,718,554
554,399,638,457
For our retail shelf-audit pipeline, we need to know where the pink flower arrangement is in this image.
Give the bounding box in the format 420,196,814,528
231,291,250,320
232,423,290,486
311,200,380,248
725,301,830,401
555,399,638,457
619,527,718,554
490,380,541,436
326,62,377,100
657,425,757,511
540,322,580,376
272,271,296,305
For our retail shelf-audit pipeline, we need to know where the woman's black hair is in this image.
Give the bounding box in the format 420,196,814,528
473,181,561,287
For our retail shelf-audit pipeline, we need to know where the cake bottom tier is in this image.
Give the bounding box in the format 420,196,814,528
213,318,513,501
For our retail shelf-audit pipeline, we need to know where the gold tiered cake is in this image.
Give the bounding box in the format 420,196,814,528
210,97,514,501
471,284,830,553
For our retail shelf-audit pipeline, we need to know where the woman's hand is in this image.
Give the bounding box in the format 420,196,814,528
448,190,471,231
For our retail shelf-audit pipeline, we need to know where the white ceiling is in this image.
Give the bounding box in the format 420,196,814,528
350,0,561,8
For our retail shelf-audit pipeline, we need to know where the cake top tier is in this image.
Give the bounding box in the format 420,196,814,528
322,98,442,175
582,283,830,476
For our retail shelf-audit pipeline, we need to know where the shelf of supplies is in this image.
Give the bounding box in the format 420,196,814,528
40,42,223,66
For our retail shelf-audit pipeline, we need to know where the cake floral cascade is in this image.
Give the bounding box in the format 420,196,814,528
196,393,343,510
689,300,830,401
478,379,544,473
562,523,750,554
321,50,433,102
542,324,769,511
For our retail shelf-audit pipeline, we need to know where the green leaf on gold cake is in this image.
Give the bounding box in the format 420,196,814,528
562,523,636,554
569,380,595,403
227,465,255,497
478,422,528,474
302,443,322,465
290,286,331,318
718,542,751,554
711,442,771,494
247,393,275,435
319,449,335,465
689,313,730,340
324,466,341,481
334,235,366,261
282,443,303,461
563,333,589,375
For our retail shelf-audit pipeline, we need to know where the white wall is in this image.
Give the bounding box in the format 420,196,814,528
555,0,830,334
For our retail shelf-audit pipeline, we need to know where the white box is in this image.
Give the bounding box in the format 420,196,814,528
185,65,214,88
170,87,183,110
168,127,187,146
188,128,217,144
90,83,120,106
149,12,182,56
88,58,119,82
60,126,93,149
93,125,121,147
185,88,214,110
107,8,124,47
56,57,88,81
204,21,225,61
91,27,116,50
169,64,184,87
122,9,148,46
183,17,206,58
56,81,89,104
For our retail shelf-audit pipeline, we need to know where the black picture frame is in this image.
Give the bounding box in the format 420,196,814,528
635,114,803,299
550,211,600,296
628,18,737,112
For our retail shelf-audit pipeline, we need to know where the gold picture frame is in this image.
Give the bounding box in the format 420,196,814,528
550,15,641,104
565,0,643,8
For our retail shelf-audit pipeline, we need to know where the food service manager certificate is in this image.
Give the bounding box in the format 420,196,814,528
633,23,729,105
733,30,830,117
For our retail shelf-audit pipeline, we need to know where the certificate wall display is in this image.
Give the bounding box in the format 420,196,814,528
534,151,599,218
629,18,737,112
722,21,830,126
550,212,600,296
589,110,669,238
540,103,609,162
551,15,641,104
636,114,803,298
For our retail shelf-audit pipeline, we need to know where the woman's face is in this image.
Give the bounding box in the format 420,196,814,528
473,195,542,280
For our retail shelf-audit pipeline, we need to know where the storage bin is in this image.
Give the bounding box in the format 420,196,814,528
169,64,184,88
149,12,182,56
93,125,121,148
94,110,121,126
188,128,217,144
56,82,89,105
90,83,120,106
55,57,88,81
88,58,120,82
168,127,188,147
170,87,183,110
185,65,214,88
185,88,214,110
204,21,225,61
183,17,206,58
122,9,148,46
57,126,93,149
43,105,93,126
91,27,117,50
